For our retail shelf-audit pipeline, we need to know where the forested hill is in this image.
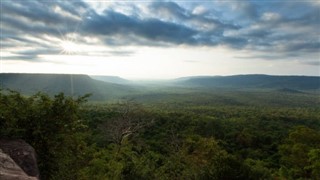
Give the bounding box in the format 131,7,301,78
176,74,320,90
1,73,319,101
0,73,136,100
91,75,130,84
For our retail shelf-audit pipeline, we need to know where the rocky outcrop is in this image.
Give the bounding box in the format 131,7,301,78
0,149,37,180
0,139,39,180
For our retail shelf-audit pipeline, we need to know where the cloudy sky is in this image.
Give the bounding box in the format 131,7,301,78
1,0,319,79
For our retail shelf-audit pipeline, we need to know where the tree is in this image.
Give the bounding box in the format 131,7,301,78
306,149,320,179
279,126,320,179
101,100,154,152
0,90,90,179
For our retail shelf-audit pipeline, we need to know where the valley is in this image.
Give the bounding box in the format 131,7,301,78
1,73,319,179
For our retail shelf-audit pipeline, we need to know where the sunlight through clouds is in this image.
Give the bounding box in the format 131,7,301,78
1,0,319,78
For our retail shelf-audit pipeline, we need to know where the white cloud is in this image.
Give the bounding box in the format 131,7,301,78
1,0,319,77
192,5,207,15
261,12,281,21
84,1,112,15
53,5,81,21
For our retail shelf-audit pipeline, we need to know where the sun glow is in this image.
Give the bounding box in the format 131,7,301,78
60,40,82,54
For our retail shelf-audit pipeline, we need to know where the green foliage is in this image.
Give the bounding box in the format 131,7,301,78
307,149,320,179
244,159,272,179
1,88,319,179
279,126,320,179
0,90,90,179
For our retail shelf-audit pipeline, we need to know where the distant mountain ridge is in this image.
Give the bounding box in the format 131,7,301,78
176,74,320,90
1,74,319,101
90,75,130,84
0,73,136,100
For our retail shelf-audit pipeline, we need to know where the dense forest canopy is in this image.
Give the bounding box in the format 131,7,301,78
1,88,319,179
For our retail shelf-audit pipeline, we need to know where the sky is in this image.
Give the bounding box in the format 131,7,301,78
0,0,319,79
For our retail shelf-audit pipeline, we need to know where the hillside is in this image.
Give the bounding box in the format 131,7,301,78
1,73,319,101
176,74,320,90
0,73,136,100
90,75,130,84
1,74,320,179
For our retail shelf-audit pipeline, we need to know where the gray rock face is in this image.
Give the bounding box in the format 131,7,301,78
0,149,37,180
0,139,39,180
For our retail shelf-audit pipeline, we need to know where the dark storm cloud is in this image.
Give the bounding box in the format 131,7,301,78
3,0,88,19
80,2,245,48
2,1,71,25
2,15,61,37
0,0,85,27
81,10,197,45
2,1,88,37
0,0,319,63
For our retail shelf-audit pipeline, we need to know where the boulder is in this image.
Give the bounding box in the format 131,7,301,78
0,148,37,180
0,139,39,179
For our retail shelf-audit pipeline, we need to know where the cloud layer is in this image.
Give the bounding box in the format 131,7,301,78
1,0,319,65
